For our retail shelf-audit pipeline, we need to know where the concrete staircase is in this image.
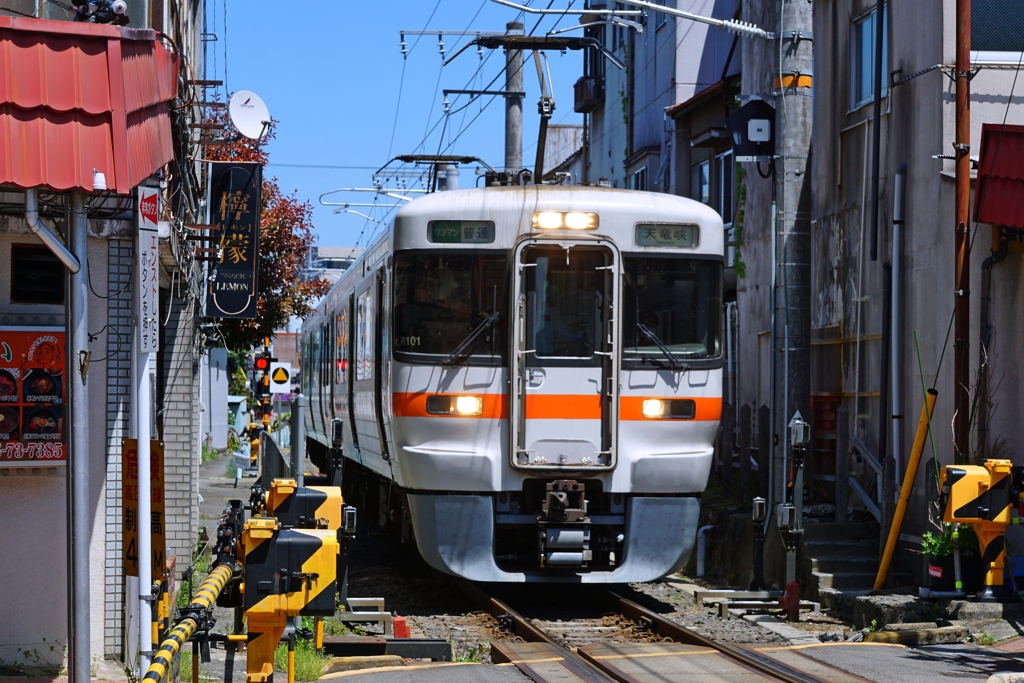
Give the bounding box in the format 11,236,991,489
800,521,913,611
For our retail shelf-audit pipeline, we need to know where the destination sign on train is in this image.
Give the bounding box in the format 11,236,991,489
428,220,495,244
635,223,699,248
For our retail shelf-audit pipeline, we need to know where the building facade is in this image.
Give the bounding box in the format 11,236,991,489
722,0,1024,581
0,1,207,670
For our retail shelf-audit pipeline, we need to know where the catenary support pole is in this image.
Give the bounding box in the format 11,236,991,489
953,0,972,464
504,21,524,173
68,192,91,683
772,0,813,508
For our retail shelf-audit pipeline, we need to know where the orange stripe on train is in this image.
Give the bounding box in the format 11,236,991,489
392,393,721,421
393,392,508,419
618,396,722,421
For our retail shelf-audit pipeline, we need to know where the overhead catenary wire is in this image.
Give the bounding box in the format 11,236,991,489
345,2,535,245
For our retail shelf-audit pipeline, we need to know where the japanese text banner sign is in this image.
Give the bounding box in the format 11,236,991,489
0,328,66,463
137,186,160,353
206,162,262,319
121,439,167,580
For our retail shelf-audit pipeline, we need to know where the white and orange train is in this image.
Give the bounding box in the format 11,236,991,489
301,185,723,582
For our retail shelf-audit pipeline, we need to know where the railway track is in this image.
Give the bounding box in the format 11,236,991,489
461,583,834,683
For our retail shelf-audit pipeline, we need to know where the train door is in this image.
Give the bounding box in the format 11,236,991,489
346,294,360,454
353,277,388,462
510,240,619,471
374,266,393,459
322,317,334,434
319,323,330,438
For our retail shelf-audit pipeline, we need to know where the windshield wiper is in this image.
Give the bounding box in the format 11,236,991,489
442,311,501,367
637,324,688,372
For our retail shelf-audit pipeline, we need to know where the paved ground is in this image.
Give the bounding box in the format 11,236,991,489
328,642,1024,683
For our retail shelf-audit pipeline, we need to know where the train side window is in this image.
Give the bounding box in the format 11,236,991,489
356,289,374,380
336,309,348,384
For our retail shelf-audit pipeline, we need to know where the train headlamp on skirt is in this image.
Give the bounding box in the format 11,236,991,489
641,398,696,419
426,394,484,416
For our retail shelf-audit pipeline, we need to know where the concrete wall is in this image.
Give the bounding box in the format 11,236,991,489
808,0,1024,535
199,348,228,451
160,288,199,587
0,231,110,670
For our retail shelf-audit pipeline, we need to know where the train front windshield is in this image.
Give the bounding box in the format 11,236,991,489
393,252,508,362
622,256,722,364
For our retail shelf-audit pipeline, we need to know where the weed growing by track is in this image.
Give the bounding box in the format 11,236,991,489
274,639,327,681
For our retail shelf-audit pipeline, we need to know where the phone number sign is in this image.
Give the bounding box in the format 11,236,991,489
0,328,66,464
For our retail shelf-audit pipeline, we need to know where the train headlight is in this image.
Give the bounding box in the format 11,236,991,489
425,394,484,416
642,399,697,419
455,395,484,415
534,211,563,229
564,212,597,229
642,399,665,418
532,211,599,230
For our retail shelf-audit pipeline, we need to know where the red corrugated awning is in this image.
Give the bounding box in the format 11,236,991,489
974,123,1024,229
0,16,179,194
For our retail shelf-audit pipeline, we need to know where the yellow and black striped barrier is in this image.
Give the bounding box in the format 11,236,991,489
941,459,1024,601
142,563,235,682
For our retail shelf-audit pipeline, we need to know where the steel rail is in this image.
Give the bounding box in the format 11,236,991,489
608,591,832,683
459,582,616,683
142,563,235,682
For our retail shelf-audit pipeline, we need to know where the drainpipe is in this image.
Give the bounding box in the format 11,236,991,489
68,192,90,683
696,525,715,577
978,228,1008,459
25,189,80,273
891,166,905,483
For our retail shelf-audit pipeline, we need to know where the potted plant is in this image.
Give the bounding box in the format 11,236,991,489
921,523,982,593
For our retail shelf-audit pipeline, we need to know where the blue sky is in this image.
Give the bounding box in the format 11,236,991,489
205,1,588,248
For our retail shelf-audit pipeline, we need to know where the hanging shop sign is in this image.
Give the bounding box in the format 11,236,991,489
137,186,161,353
205,162,263,319
0,327,66,464
122,439,167,580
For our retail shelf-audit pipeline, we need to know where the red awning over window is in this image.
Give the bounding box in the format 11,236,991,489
974,123,1024,229
0,16,179,194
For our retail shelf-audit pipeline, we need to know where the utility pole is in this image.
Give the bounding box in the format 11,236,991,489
953,0,971,464
772,0,813,522
68,192,90,683
504,21,524,172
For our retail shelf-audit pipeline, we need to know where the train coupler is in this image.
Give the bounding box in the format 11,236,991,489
538,480,592,567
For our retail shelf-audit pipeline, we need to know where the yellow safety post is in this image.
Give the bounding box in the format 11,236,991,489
874,389,938,590
288,635,296,683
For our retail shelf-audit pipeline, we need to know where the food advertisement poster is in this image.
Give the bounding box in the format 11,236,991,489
0,328,66,464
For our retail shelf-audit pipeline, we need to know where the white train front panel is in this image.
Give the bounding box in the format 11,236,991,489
302,186,723,582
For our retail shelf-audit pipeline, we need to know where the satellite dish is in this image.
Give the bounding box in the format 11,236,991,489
228,90,271,139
